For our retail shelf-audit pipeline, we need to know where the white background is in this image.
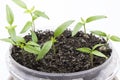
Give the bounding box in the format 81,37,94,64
0,0,120,80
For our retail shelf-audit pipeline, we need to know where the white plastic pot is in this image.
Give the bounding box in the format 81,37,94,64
6,44,119,80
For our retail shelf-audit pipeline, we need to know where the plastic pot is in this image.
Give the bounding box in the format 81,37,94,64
6,44,119,80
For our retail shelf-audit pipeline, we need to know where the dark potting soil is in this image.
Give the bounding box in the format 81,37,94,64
11,30,112,73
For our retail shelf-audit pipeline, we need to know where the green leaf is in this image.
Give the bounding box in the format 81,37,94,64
20,21,32,34
86,15,107,23
110,35,120,42
33,10,49,20
81,17,85,23
31,31,38,43
92,50,107,59
91,30,107,37
77,47,91,54
6,5,14,25
15,36,25,43
27,41,40,47
12,0,27,9
0,38,15,45
72,22,83,36
92,44,104,50
24,45,40,55
54,20,74,38
6,25,16,40
36,41,53,60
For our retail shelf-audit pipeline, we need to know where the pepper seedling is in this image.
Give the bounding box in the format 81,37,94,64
51,20,75,54
12,0,49,32
0,5,53,61
72,15,107,36
91,30,120,42
76,44,107,67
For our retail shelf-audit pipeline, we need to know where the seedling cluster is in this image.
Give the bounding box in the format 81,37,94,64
1,0,120,66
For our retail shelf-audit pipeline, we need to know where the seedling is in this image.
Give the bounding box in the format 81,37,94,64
77,44,107,67
12,0,49,32
0,5,52,60
72,15,107,36
91,30,120,42
51,20,74,54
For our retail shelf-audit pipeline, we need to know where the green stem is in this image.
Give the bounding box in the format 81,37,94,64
52,43,56,54
83,24,86,33
30,13,35,31
90,54,93,67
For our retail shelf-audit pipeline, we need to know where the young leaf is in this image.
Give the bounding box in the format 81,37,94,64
92,50,107,59
72,22,83,36
6,5,14,25
86,15,107,23
92,44,104,50
31,31,38,43
20,21,32,34
24,45,40,55
33,10,49,20
77,48,91,53
6,26,16,40
110,35,120,42
24,6,35,14
91,30,107,37
0,38,15,45
51,37,57,43
54,20,74,38
12,0,27,9
36,41,53,60
27,41,40,47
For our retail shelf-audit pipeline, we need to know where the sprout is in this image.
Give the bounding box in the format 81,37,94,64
91,30,120,42
77,44,107,67
72,15,107,36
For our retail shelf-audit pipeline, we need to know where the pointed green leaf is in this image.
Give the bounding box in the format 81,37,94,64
92,44,104,50
72,22,83,36
12,0,27,9
27,41,40,47
110,35,120,42
0,38,15,45
33,10,49,20
24,45,40,55
31,31,38,43
6,25,16,40
36,41,53,60
91,30,107,37
15,36,25,43
54,20,74,38
86,15,107,23
76,47,91,54
6,5,14,25
81,17,85,23
20,21,32,34
92,50,107,59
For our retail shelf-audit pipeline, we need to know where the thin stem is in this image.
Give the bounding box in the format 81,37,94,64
90,54,93,67
30,13,35,31
52,43,56,54
83,24,86,33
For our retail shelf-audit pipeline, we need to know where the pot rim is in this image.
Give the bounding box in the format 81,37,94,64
8,43,114,77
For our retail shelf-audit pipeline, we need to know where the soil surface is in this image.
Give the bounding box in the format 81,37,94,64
11,30,112,73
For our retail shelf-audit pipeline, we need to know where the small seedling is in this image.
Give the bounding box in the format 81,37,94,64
77,44,107,67
72,15,107,36
51,20,74,54
12,0,49,32
91,30,120,42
